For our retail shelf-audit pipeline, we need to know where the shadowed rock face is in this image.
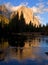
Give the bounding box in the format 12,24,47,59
11,6,40,27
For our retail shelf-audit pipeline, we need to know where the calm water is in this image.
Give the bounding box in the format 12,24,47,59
0,35,48,65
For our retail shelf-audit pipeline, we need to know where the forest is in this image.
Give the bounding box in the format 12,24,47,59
0,12,48,36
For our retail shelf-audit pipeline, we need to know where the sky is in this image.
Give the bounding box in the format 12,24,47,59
0,0,48,25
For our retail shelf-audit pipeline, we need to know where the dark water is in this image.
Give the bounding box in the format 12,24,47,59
0,35,48,65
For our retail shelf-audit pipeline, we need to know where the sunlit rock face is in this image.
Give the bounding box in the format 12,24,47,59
0,5,8,12
0,5,10,19
0,5,9,24
11,6,40,27
0,5,40,27
0,15,9,24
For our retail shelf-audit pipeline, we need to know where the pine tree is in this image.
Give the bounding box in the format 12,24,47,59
19,11,26,32
9,12,19,32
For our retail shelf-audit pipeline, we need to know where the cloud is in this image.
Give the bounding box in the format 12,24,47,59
31,1,48,25
46,2,48,5
4,1,48,13
5,2,46,14
4,2,29,12
20,2,28,6
4,1,48,25
31,2,48,14
4,2,21,12
31,6,43,14
44,8,48,12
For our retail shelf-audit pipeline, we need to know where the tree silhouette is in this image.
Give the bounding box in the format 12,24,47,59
19,11,26,32
28,21,36,32
1,11,47,35
45,23,48,35
9,12,19,32
0,21,2,37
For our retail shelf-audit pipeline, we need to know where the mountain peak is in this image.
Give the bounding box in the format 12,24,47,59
11,5,40,27
0,5,40,27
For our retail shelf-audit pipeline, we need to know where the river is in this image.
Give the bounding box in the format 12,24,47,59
0,35,48,65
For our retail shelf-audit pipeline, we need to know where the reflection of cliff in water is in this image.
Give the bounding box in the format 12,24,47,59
8,35,27,60
0,35,27,61
0,35,48,61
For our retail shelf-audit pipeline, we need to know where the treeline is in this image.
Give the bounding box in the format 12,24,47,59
0,12,48,35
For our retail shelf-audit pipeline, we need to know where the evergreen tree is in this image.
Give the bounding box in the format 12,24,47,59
45,23,48,35
28,21,35,32
9,12,19,32
19,11,26,32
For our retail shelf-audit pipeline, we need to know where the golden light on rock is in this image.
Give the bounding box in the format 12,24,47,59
11,6,40,27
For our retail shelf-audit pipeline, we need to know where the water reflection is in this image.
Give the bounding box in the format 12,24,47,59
0,35,48,63
8,35,26,59
8,35,26,47
0,38,9,61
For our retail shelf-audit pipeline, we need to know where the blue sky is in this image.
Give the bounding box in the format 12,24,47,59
0,0,48,25
0,0,40,6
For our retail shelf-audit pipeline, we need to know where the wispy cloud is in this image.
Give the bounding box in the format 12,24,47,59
46,2,48,5
4,2,29,12
31,1,48,25
4,1,48,13
4,1,48,25
31,6,43,14
31,1,48,14
4,2,21,12
20,2,28,6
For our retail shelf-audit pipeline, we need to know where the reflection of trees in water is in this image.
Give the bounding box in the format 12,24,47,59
0,38,9,61
8,35,26,47
0,35,27,60
0,35,43,61
8,35,26,56
27,36,41,47
0,50,5,61
20,48,23,59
